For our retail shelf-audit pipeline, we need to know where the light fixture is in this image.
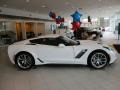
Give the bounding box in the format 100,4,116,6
104,17,109,20
82,19,88,22
108,6,112,9
26,0,30,3
65,2,70,5
98,0,102,2
41,5,47,8
92,18,98,22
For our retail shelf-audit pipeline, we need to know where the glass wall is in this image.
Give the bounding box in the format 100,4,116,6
0,20,48,46
0,21,16,45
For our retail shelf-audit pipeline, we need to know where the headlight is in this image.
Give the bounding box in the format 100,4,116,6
103,46,111,50
103,45,114,51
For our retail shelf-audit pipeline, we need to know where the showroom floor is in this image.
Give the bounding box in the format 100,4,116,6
0,31,120,90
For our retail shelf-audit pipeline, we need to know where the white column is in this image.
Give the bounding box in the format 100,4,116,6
21,22,26,39
33,22,38,37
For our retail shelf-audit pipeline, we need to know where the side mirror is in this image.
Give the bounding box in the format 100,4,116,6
76,41,80,45
58,44,65,48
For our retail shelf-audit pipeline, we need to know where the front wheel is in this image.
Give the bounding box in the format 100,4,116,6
15,52,35,70
88,51,109,69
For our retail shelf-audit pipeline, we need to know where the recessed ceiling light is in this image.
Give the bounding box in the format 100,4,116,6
104,17,109,20
108,6,112,9
41,5,47,8
98,0,102,2
26,0,30,3
65,2,70,5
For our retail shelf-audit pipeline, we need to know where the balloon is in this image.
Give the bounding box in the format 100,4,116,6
58,16,62,19
76,22,81,28
55,18,61,24
49,11,64,24
71,22,81,31
71,11,82,22
55,16,64,24
60,18,64,22
49,11,56,19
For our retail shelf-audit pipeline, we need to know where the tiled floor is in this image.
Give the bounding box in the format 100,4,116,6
0,31,120,90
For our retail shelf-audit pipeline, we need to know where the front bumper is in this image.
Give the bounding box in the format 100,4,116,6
109,50,118,64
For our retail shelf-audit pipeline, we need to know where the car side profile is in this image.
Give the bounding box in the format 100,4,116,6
8,35,117,70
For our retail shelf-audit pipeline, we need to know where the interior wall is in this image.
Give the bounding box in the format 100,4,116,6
5,22,16,32
0,19,57,40
25,23,33,32
37,23,45,35
0,7,50,20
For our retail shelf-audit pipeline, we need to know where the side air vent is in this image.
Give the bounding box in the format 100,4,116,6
75,49,87,58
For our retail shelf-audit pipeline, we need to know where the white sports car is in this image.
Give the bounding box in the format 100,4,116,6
8,35,117,70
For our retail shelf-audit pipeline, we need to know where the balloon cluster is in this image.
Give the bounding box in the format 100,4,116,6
71,11,82,31
49,11,56,19
49,11,64,24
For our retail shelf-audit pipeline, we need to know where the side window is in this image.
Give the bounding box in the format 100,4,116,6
43,38,59,46
57,37,69,46
30,38,42,44
30,38,59,46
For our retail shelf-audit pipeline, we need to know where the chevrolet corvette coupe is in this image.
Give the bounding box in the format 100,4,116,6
8,35,117,70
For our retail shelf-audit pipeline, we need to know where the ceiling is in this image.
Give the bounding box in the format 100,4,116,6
0,0,120,18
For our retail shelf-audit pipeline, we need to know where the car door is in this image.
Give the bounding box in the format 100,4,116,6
73,45,88,65
36,38,75,64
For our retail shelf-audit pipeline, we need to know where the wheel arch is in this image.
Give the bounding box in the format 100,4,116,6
87,49,110,65
14,51,35,64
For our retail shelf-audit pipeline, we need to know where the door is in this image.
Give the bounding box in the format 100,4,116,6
37,45,74,64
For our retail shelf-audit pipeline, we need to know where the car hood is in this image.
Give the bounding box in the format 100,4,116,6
80,40,102,45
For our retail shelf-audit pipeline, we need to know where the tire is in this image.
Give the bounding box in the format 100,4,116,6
15,52,35,70
88,51,109,69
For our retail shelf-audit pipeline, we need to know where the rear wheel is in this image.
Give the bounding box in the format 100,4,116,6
88,51,109,69
15,52,35,70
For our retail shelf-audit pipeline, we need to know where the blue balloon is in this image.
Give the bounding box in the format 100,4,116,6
49,11,52,17
58,16,62,19
71,11,82,22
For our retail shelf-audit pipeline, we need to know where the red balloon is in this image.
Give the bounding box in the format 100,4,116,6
76,22,80,28
60,18,64,22
56,18,61,24
52,14,56,19
71,22,81,31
